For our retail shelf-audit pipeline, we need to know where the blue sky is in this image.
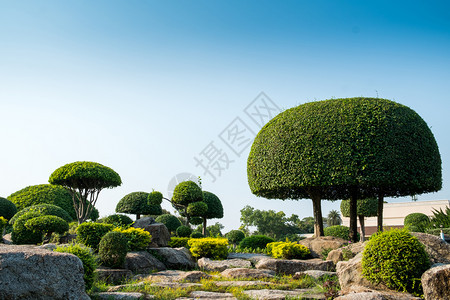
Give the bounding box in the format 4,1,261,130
1,1,449,232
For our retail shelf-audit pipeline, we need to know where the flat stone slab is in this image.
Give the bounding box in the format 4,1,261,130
243,288,326,299
213,280,273,287
227,252,270,264
221,268,275,279
256,258,335,275
96,268,133,285
95,292,155,299
189,291,236,299
198,257,252,272
293,270,337,280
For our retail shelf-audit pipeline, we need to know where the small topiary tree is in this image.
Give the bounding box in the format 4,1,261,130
225,230,246,247
11,211,44,244
171,181,203,225
24,215,69,242
49,161,122,224
155,214,182,234
98,231,128,268
362,229,430,296
176,225,192,237
198,191,224,236
341,198,378,241
76,222,113,252
404,213,431,233
98,214,134,227
115,192,152,220
0,197,17,221
239,235,275,250
147,190,163,216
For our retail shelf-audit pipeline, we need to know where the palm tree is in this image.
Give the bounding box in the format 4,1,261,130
327,210,342,226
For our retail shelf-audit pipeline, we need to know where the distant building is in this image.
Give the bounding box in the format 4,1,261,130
342,199,450,236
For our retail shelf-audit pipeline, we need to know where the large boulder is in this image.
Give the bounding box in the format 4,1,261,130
298,236,348,258
411,232,450,264
421,263,450,300
132,216,156,228
336,252,379,293
148,247,196,269
327,242,366,264
255,258,334,275
198,257,252,272
124,251,166,273
0,244,90,300
144,223,171,247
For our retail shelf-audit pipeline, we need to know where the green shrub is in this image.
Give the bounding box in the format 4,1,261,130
189,216,203,225
404,213,430,233
24,215,69,240
324,225,359,240
239,235,275,250
113,227,152,251
9,204,72,225
0,216,7,235
187,201,208,217
176,225,192,237
0,197,17,220
190,231,203,238
55,243,98,290
188,237,229,259
76,222,113,251
168,237,190,248
362,229,430,296
98,231,128,268
155,214,182,233
98,214,134,227
429,207,450,228
225,230,245,245
148,191,163,205
267,241,310,259
11,212,44,244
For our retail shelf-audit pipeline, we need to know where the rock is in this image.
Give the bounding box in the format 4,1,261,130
148,247,196,269
421,263,450,300
227,252,270,264
335,286,421,300
95,292,154,299
243,288,326,299
411,232,450,264
293,270,337,280
299,236,348,258
38,243,58,251
136,270,209,283
96,267,133,285
198,257,252,272
58,234,77,244
327,242,366,264
132,216,156,228
0,244,89,300
124,251,166,273
221,268,275,279
2,233,12,244
176,271,211,282
188,291,236,299
144,223,171,247
213,281,272,287
256,258,335,275
336,253,374,292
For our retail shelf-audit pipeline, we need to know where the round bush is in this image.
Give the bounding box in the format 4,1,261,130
76,222,113,251
148,191,163,205
98,214,134,227
188,237,229,259
116,191,152,217
55,243,98,290
176,225,192,237
239,235,275,250
190,231,203,238
172,181,203,206
324,225,360,240
11,211,44,244
98,231,128,268
155,214,182,233
24,215,69,235
0,216,8,235
113,227,152,251
147,204,163,216
404,213,430,233
362,229,430,295
9,203,73,225
0,197,17,220
187,201,208,217
225,230,246,245
267,241,310,259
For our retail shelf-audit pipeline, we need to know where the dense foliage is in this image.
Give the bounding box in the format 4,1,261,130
49,161,122,224
98,231,128,268
76,222,113,251
7,184,76,219
148,191,163,205
404,213,430,233
24,215,69,239
362,229,430,296
326,210,342,226
188,237,229,259
324,225,359,241
190,231,204,238
429,207,450,228
225,230,246,245
98,214,134,227
55,243,98,290
11,211,44,244
341,198,378,241
9,203,72,225
267,241,310,259
248,98,442,240
0,216,8,235
197,191,224,235
172,181,203,206
155,214,182,233
176,225,192,237
116,192,153,220
187,201,208,217
0,197,17,220
168,237,190,248
239,235,275,250
113,227,152,251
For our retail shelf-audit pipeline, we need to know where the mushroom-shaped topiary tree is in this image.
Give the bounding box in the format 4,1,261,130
49,161,122,224
248,98,441,241
115,192,151,220
198,191,224,236
171,180,204,225
341,198,378,241
0,197,17,221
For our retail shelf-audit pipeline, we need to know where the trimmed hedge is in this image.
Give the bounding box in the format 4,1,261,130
202,191,224,219
9,204,72,225
168,237,190,248
188,237,229,259
404,213,430,233
98,231,128,268
24,215,69,236
11,211,44,244
176,225,192,237
113,227,152,251
225,230,245,245
324,225,360,241
98,214,134,227
239,235,275,250
76,222,113,251
267,241,310,259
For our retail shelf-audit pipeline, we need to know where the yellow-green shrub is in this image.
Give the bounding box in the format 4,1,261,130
113,227,152,251
188,237,229,259
168,237,190,248
267,241,310,259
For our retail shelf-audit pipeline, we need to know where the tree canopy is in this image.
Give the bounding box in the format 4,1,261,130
116,191,158,220
171,181,204,225
198,191,224,236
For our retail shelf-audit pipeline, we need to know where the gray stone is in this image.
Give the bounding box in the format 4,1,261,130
336,253,378,293
124,251,166,273
411,232,450,264
2,233,12,244
198,257,252,272
243,288,326,299
135,270,209,283
38,243,58,251
96,292,155,299
213,280,272,287
256,258,335,275
148,247,196,269
327,242,366,264
421,263,450,300
96,267,133,285
0,244,89,300
189,291,236,299
299,236,348,258
144,223,171,247
293,270,337,280
227,252,270,264
335,286,421,300
176,270,211,282
132,216,156,228
221,268,275,279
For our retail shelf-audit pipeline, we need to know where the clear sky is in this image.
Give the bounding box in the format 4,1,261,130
1,0,449,232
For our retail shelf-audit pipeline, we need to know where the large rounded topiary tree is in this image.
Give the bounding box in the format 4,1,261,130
198,191,224,236
116,192,152,220
171,181,204,225
248,98,441,241
49,161,122,224
341,198,378,241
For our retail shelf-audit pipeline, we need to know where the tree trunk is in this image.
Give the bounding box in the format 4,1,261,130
359,215,365,242
349,187,358,243
377,193,384,232
136,213,141,220
310,190,324,237
202,218,207,236
185,208,190,226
